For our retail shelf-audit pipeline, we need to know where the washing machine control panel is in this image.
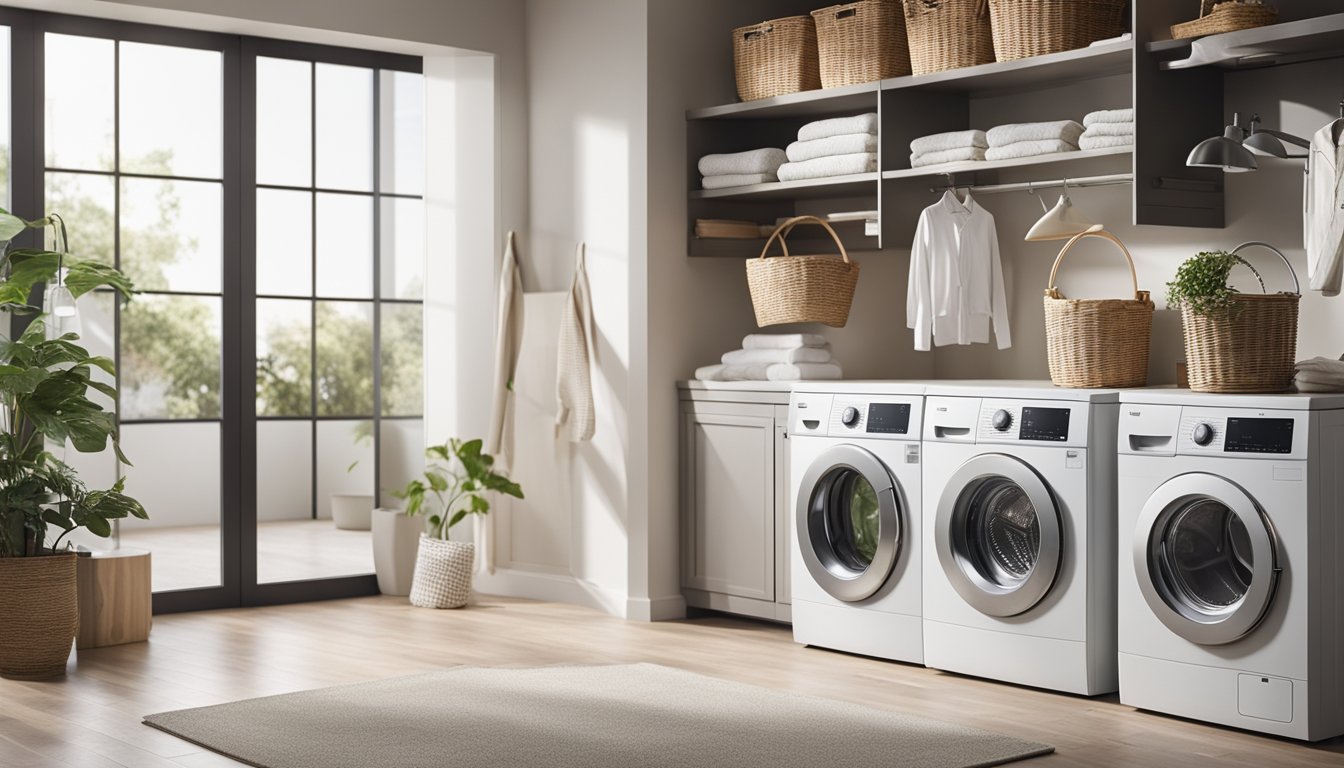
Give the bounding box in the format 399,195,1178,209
975,399,1089,447
787,394,923,440
1177,409,1306,458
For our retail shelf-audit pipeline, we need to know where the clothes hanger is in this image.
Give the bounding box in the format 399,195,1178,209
1025,177,1101,242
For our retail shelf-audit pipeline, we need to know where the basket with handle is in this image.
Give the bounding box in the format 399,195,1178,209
746,215,859,328
1181,241,1299,393
1171,0,1277,40
902,0,995,75
812,1,911,88
988,0,1128,61
1043,229,1155,388
732,15,822,102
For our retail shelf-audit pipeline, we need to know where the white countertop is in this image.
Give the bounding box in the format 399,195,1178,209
1119,388,1344,410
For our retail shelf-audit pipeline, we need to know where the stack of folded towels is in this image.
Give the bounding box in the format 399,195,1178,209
698,147,787,190
696,333,842,382
778,113,878,182
1079,108,1134,150
1293,356,1344,392
910,129,988,168
985,120,1084,161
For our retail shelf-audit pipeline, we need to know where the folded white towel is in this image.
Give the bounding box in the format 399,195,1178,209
714,362,844,381
985,140,1080,161
786,133,878,163
701,173,777,190
698,147,786,177
987,120,1084,147
1295,356,1344,374
722,346,832,365
777,152,876,182
744,333,827,349
1292,379,1344,392
695,364,725,381
1083,107,1134,126
911,146,986,167
798,113,878,142
1294,369,1344,385
910,129,988,156
1078,134,1134,151
1081,121,1134,138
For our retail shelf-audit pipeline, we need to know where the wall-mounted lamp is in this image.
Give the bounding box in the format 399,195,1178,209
1187,112,1309,172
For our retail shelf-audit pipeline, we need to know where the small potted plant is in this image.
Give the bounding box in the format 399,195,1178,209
394,438,522,609
1166,243,1300,393
331,421,374,531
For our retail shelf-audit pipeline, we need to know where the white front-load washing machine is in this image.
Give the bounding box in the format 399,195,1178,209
790,382,925,663
1117,390,1344,740
921,381,1119,695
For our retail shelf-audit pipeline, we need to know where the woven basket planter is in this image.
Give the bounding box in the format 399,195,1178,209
1043,230,1154,388
747,215,858,328
1171,0,1277,40
0,552,79,679
409,537,474,609
903,0,995,75
989,0,1127,61
813,1,911,88
733,15,821,101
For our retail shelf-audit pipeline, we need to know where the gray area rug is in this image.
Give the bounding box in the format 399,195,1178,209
144,663,1053,768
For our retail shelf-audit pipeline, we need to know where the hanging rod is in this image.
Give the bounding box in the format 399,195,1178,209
929,172,1134,195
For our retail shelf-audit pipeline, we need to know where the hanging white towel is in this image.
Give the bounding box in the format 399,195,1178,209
556,243,596,442
1305,121,1344,296
481,231,524,575
798,113,879,142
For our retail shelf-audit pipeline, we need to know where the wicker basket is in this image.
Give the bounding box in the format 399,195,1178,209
989,0,1127,61
1181,241,1300,393
813,1,911,88
733,15,821,102
0,553,79,679
409,537,474,609
903,0,995,75
1171,0,1277,40
1042,230,1154,388
747,215,859,328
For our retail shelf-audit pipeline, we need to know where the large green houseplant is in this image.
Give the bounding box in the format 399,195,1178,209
0,210,146,679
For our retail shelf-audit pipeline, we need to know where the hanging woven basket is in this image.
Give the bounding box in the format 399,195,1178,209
746,215,859,328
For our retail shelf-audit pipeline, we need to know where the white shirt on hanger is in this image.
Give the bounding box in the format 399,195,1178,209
1305,120,1344,297
907,190,1012,351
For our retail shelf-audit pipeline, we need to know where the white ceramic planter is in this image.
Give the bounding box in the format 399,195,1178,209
409,537,474,609
371,508,423,596
330,494,374,531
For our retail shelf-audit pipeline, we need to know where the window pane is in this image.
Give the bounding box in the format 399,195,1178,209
256,57,311,187
316,419,374,515
257,298,311,417
316,193,372,298
381,303,422,416
315,63,373,191
0,27,10,209
121,294,222,420
379,70,423,195
379,419,423,507
45,172,114,264
118,422,222,592
119,42,222,179
45,34,114,171
315,300,372,417
257,420,312,522
71,291,117,413
379,197,423,300
120,178,222,293
256,188,312,296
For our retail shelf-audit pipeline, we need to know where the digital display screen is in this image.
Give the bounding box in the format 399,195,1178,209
866,403,911,434
1225,418,1294,454
1019,407,1071,441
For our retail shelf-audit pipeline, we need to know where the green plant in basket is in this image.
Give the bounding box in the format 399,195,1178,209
1165,249,1265,317
393,438,523,540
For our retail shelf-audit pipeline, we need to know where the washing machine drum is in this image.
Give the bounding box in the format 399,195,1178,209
797,445,904,602
935,454,1063,617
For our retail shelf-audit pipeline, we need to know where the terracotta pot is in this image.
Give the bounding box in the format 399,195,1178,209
409,537,474,609
0,552,79,679
371,508,423,596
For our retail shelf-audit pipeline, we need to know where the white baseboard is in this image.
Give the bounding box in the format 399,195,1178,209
626,594,688,622
474,567,628,618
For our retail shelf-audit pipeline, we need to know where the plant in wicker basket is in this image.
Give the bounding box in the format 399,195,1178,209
394,438,523,608
0,210,145,679
1165,249,1263,317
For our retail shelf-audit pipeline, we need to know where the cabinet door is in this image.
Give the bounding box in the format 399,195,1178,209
681,404,775,601
774,406,791,606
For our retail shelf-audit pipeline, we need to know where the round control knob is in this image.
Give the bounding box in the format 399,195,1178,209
1193,422,1215,446
991,409,1013,431
841,406,861,427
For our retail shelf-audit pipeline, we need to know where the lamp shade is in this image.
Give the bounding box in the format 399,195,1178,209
1187,135,1257,172
1243,131,1288,158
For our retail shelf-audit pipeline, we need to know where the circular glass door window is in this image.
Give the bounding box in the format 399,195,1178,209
962,477,1041,589
1152,498,1254,620
820,468,882,573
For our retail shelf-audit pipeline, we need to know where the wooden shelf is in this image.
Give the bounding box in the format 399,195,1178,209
689,173,877,201
881,146,1131,181
1158,12,1344,70
686,81,877,121
880,39,1132,94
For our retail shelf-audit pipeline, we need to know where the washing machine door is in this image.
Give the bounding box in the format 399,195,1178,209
1133,473,1280,646
934,454,1062,617
796,444,903,602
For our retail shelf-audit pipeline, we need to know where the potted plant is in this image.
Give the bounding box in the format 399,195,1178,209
0,210,146,679
331,420,374,531
393,438,522,608
1166,243,1300,393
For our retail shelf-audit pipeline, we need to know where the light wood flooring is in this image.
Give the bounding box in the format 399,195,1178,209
2,595,1342,767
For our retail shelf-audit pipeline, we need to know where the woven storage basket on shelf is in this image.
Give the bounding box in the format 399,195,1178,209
902,0,995,75
812,1,911,88
988,0,1127,61
733,15,821,102
1171,0,1277,40
746,215,859,328
1042,229,1154,388
0,553,79,680
1181,241,1299,393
